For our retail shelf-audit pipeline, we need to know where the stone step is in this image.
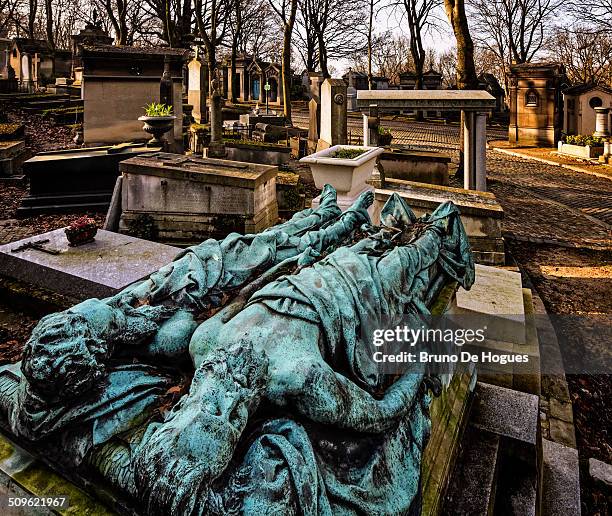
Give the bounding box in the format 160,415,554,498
442,424,500,515
541,439,580,515
447,382,542,516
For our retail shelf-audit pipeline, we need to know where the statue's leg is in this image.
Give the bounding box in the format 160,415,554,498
263,184,341,236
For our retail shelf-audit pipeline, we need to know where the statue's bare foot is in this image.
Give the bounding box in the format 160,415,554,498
318,184,338,211
345,189,374,224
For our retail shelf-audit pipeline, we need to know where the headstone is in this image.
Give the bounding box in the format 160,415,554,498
0,229,180,300
118,153,279,245
307,98,319,152
18,143,160,215
318,78,347,150
81,45,187,152
188,57,207,124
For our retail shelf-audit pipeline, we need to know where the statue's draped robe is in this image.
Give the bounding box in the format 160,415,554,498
134,200,474,515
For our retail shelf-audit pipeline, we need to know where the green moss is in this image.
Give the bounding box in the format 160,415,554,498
226,139,289,150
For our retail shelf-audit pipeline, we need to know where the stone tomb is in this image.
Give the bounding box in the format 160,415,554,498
0,140,27,179
378,148,451,186
18,143,160,215
119,153,278,245
373,179,505,265
80,45,187,151
0,229,180,301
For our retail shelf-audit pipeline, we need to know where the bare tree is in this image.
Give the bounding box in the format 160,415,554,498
298,0,367,77
351,32,414,86
468,0,564,91
567,0,612,35
546,26,612,86
269,0,298,119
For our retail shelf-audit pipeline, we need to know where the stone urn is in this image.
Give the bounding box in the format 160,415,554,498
138,115,176,147
300,145,385,198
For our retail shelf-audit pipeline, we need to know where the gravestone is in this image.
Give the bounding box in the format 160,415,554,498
81,45,187,152
188,57,208,124
0,229,180,300
318,78,347,150
307,98,319,153
346,69,357,112
118,153,279,245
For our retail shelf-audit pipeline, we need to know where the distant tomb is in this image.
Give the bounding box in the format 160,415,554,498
508,62,566,146
80,45,187,151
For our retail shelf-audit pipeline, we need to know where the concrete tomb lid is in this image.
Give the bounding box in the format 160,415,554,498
0,229,180,300
119,152,278,188
356,89,496,111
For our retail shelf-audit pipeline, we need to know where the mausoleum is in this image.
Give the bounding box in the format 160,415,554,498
563,84,612,136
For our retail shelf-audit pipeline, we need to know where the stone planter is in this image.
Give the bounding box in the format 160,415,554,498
558,141,604,159
138,115,176,147
300,145,384,195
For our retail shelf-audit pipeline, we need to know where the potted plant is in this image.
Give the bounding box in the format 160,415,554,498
65,216,98,246
378,126,393,147
138,102,176,147
300,145,385,197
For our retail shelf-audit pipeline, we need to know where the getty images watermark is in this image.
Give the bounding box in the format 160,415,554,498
360,314,612,375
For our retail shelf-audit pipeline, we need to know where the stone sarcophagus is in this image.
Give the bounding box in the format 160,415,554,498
118,153,278,245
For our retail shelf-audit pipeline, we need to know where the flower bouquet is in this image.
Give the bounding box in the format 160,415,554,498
65,216,98,246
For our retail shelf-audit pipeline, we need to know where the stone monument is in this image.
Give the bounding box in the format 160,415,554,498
347,68,358,112
508,62,566,146
318,78,347,150
118,153,279,244
187,54,208,124
0,188,475,515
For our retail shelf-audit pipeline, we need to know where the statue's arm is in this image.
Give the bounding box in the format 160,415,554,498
281,359,423,433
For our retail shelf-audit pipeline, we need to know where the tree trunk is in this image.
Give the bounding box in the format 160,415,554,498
28,0,36,39
281,0,298,120
230,44,237,103
443,0,479,178
367,0,374,90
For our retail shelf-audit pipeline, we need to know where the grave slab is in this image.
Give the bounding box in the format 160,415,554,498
449,264,526,344
0,229,180,300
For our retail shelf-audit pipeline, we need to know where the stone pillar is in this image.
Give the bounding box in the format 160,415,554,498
474,112,487,192
207,78,226,158
594,107,611,138
362,105,380,147
347,68,357,112
318,78,347,149
463,111,475,190
188,58,207,123
463,111,487,192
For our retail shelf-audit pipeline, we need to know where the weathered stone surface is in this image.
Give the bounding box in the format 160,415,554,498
119,152,279,244
541,438,581,515
442,424,500,515
379,149,450,186
589,457,612,488
549,418,577,448
450,264,526,344
549,398,573,424
356,89,496,111
0,229,180,300
471,382,538,445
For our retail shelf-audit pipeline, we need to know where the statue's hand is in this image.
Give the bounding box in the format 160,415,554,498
119,305,177,346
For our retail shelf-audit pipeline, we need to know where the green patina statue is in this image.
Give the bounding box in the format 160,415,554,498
0,185,474,515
